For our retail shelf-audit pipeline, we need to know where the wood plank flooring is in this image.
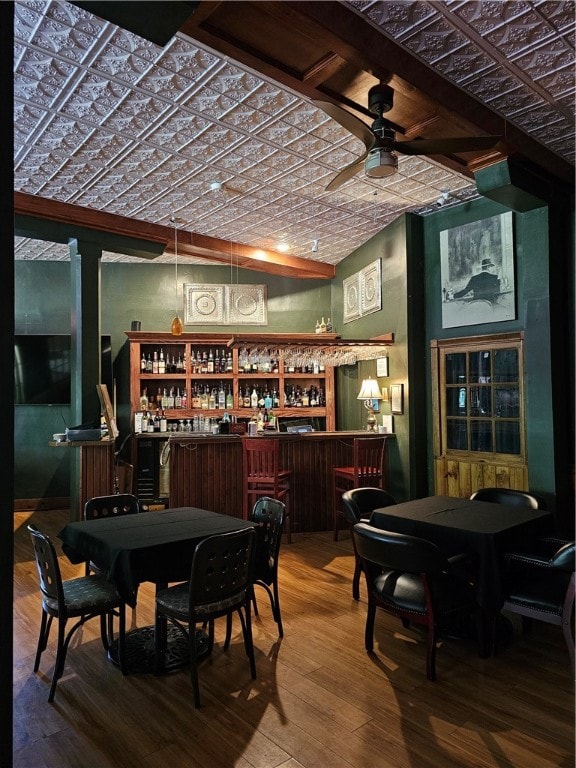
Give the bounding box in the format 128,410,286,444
13,509,575,768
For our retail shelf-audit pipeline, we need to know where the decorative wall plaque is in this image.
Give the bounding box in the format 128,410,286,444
184,284,267,325
343,259,382,324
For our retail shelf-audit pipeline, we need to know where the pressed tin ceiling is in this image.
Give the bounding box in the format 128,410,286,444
13,1,574,268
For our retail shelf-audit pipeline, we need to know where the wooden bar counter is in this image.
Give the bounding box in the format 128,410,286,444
168,432,394,534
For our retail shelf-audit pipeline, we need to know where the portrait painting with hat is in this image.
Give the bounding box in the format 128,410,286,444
440,211,515,328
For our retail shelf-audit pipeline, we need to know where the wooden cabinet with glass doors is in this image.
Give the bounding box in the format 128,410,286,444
431,333,527,497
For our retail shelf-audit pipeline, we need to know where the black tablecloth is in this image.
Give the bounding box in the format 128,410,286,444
369,495,552,611
58,507,255,606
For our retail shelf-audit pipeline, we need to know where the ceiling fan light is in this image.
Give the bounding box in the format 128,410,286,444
365,148,398,178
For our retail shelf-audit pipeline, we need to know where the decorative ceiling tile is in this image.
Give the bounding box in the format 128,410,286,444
13,1,574,265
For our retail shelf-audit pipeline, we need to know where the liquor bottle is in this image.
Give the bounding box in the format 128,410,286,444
140,388,148,411
160,409,167,432
192,385,202,409
208,388,216,409
264,389,272,409
250,387,258,409
320,317,327,333
154,410,160,431
200,386,209,409
243,386,251,408
226,385,233,409
201,350,208,374
175,387,182,409
272,388,280,408
141,351,147,372
207,349,214,373
326,317,333,333
146,353,153,373
301,388,310,407
226,351,233,372
152,350,159,374
218,383,226,409
180,388,187,409
147,412,155,432
141,411,148,432
167,387,175,409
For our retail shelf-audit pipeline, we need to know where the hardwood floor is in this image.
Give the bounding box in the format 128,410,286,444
13,509,575,768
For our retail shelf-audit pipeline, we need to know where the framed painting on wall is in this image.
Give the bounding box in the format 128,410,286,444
440,212,515,329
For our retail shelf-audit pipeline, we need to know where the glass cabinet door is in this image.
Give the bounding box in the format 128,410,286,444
441,337,524,459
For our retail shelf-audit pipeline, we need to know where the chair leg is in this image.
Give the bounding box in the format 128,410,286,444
34,610,50,672
272,580,284,638
333,482,340,542
48,615,68,702
237,605,257,680
425,622,437,682
223,613,233,650
190,625,202,708
352,555,362,601
364,604,376,651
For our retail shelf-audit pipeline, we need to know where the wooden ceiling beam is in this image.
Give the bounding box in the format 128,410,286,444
13,192,334,280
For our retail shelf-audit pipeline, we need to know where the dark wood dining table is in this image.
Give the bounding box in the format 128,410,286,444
369,495,553,614
58,506,255,673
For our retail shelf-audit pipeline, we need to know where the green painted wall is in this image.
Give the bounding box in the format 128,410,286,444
332,214,425,502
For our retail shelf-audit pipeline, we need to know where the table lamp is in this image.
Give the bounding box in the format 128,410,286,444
357,377,383,432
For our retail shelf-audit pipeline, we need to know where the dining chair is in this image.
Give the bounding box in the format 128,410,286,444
470,487,546,510
247,496,286,638
84,493,140,576
341,487,397,600
28,524,126,702
353,521,484,681
333,437,387,541
242,437,292,543
502,539,575,672
154,527,257,707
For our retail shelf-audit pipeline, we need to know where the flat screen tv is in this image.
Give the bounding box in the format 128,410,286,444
14,334,113,405
14,335,71,405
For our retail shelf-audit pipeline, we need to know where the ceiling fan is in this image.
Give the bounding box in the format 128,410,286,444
313,84,501,191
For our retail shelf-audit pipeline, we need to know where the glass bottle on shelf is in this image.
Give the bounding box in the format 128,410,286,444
158,348,165,374
226,385,233,409
152,350,159,374
141,351,147,372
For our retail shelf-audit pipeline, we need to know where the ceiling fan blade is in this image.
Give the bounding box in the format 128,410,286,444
313,101,375,151
325,156,367,192
394,135,501,156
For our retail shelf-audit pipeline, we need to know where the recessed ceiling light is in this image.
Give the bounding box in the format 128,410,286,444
276,241,289,253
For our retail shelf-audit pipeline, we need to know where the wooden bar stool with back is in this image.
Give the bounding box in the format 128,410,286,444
242,437,292,543
333,436,388,541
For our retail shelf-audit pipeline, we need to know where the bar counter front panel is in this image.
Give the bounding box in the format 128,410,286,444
164,432,393,534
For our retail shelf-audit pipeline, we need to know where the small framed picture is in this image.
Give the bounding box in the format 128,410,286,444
376,357,389,377
390,384,404,415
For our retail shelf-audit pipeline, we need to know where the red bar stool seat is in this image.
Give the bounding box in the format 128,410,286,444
333,436,387,541
242,437,292,543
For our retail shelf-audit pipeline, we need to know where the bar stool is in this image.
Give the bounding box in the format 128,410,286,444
332,436,387,541
242,437,292,543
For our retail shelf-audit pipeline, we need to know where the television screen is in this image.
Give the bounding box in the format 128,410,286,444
14,335,71,405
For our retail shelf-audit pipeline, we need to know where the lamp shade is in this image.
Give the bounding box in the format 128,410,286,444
357,377,382,401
